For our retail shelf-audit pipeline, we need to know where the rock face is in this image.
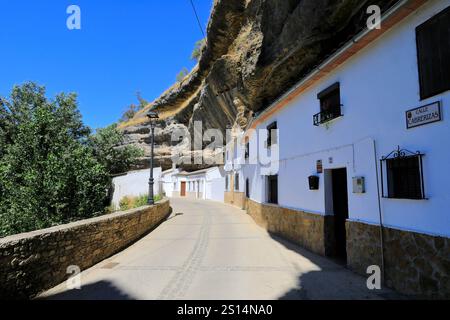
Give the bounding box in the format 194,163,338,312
120,0,397,171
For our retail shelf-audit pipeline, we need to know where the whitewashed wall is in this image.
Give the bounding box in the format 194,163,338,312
111,168,162,209
246,0,450,237
206,167,226,202
161,169,180,197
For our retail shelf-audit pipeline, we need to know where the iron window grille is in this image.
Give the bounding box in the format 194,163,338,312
380,146,426,200
314,82,343,126
235,173,240,191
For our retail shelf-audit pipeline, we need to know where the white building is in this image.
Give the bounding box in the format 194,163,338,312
160,167,181,198
228,0,450,298
111,168,162,209
163,166,226,202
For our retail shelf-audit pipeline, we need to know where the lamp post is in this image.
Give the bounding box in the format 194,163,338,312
147,111,159,205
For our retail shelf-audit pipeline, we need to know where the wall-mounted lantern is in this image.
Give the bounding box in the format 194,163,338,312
309,175,320,190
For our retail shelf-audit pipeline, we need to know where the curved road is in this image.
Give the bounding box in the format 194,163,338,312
41,198,397,300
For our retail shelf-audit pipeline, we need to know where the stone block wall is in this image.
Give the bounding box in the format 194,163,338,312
346,220,450,299
225,191,247,209
247,200,327,255
0,199,171,299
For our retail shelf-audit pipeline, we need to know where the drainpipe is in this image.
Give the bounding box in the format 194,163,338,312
373,140,386,285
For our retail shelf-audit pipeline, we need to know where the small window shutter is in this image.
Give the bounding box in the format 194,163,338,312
416,6,450,99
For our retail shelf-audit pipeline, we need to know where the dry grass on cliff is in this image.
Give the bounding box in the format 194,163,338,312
118,83,202,129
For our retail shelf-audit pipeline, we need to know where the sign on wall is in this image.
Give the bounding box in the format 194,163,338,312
316,160,323,174
406,101,442,129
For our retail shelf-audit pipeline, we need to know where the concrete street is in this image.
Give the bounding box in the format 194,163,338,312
40,198,398,300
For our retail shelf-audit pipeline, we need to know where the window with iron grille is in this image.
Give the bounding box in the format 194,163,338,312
381,147,426,200
235,173,240,191
225,175,229,191
246,178,250,198
314,83,342,126
267,175,278,204
267,122,277,147
416,6,450,100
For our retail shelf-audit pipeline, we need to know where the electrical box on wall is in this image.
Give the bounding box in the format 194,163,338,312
353,177,365,194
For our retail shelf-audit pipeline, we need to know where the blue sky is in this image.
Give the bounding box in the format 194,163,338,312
0,0,212,129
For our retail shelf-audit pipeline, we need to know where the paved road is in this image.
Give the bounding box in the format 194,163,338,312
40,198,398,300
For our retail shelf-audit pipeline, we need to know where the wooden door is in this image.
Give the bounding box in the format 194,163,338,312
181,182,186,197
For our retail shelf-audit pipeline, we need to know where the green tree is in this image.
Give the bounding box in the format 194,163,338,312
136,91,148,110
119,103,139,122
0,83,111,237
191,38,206,62
89,124,144,175
119,92,149,123
176,67,189,83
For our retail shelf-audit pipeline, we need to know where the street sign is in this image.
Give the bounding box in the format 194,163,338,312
406,101,442,129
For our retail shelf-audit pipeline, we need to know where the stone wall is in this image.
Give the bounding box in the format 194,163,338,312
247,200,327,255
224,191,247,209
0,199,171,300
346,220,450,299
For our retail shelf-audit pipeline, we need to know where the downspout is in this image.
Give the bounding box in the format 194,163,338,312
373,140,386,285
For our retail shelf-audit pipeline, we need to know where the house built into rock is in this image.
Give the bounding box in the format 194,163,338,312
223,0,450,299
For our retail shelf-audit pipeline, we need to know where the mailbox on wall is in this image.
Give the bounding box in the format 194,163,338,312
309,175,320,190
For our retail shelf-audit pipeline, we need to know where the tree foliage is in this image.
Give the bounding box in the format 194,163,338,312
119,92,149,123
89,124,144,175
191,38,206,62
176,67,190,83
0,82,142,237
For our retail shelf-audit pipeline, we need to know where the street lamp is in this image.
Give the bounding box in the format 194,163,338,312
147,110,159,205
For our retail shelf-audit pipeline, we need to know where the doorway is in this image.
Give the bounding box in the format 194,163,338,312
180,182,186,197
330,168,349,262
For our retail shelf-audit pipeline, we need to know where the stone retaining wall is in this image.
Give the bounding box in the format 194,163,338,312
347,220,450,299
247,199,328,255
225,192,247,209
0,199,171,299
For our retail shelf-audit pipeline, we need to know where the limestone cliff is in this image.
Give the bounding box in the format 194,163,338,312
119,0,397,171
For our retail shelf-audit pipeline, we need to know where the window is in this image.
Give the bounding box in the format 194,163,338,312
381,147,426,200
267,122,278,147
245,142,250,160
267,175,278,204
416,6,450,100
235,173,240,191
246,178,250,198
314,83,342,126
225,175,229,191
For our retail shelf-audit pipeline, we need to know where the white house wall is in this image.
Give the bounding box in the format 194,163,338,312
247,0,450,238
112,168,162,209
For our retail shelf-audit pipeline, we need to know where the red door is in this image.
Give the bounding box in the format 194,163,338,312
180,182,186,197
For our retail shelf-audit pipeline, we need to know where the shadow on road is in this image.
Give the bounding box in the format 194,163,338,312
267,233,405,300
40,280,136,300
166,212,185,221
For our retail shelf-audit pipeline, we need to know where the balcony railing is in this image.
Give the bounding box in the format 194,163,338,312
313,105,343,126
